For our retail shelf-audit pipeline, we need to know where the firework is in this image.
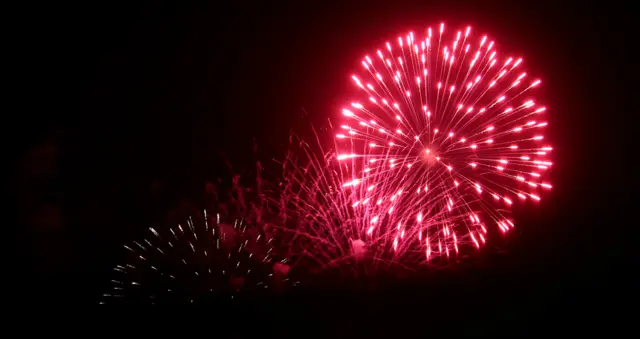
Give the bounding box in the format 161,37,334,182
101,160,300,304
274,133,409,275
331,24,552,264
100,212,297,304
281,24,553,272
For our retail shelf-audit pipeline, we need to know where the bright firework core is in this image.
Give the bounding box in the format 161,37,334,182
421,145,440,166
335,23,552,264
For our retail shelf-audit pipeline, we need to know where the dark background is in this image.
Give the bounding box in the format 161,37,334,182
16,0,633,333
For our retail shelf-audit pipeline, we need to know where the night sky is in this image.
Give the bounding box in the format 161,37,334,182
17,0,633,333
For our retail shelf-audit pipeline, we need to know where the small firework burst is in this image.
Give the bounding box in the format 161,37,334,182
101,157,301,304
100,212,298,304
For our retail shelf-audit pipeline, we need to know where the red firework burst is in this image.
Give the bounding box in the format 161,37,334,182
334,23,552,263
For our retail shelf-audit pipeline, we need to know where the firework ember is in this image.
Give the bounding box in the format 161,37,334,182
331,24,552,264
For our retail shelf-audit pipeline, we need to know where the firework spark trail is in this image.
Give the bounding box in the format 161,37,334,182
328,24,553,265
274,132,426,274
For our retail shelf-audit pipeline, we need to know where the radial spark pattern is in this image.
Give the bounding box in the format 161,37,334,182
334,24,552,263
101,212,296,304
101,158,300,304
